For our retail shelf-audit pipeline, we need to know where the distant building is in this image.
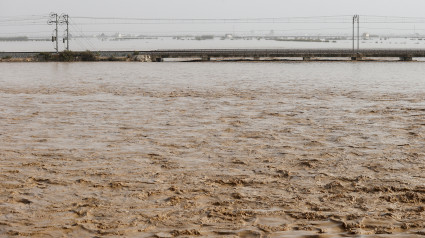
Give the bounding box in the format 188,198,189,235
224,34,233,39
362,33,370,40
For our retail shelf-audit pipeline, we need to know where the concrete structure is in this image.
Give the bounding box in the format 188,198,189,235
2,49,425,61
399,56,413,61
146,49,425,61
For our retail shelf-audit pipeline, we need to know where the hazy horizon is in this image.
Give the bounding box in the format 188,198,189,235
2,0,425,40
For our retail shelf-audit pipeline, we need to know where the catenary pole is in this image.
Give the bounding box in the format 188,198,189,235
353,15,355,54
61,14,70,51
56,14,58,53
48,13,59,53
357,15,360,53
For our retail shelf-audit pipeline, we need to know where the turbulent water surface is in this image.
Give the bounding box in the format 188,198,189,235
0,62,424,237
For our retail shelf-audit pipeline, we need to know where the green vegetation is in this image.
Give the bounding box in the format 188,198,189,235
1,55,12,60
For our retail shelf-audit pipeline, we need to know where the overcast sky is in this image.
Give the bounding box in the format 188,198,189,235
2,0,425,37
2,0,425,18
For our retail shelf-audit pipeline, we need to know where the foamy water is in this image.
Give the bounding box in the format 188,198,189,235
0,62,424,237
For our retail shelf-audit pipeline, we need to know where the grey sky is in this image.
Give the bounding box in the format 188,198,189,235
2,0,425,18
2,0,425,37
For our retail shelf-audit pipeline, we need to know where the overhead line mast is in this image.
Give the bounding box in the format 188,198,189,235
48,13,70,52
48,13,59,53
60,14,70,51
352,15,360,54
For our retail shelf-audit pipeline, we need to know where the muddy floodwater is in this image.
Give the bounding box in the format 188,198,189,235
0,62,424,237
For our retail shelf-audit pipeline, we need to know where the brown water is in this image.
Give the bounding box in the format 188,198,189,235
0,62,424,237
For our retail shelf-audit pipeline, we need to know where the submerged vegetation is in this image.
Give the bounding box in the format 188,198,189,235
33,51,127,62
1,51,148,62
37,52,54,61
58,51,98,62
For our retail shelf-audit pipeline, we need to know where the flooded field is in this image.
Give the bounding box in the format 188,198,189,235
0,62,424,237
2,37,425,52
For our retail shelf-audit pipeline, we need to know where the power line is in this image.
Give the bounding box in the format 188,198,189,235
0,19,48,24
69,19,97,50
72,15,353,21
67,28,352,35
0,31,52,35
70,15,354,24
362,27,425,31
4,14,425,52
0,22,49,26
4,14,425,24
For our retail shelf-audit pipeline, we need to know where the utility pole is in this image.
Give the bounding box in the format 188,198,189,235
353,15,356,54
357,15,360,53
60,14,70,51
353,15,359,54
48,13,59,53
